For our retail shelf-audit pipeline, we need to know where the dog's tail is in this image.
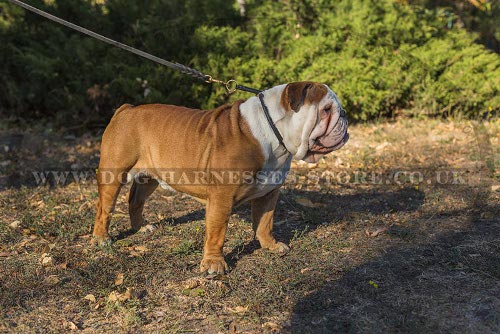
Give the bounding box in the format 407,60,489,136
112,104,134,118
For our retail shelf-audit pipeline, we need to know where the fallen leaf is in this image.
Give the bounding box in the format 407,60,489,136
94,300,103,309
274,220,286,226
230,322,237,334
134,245,148,253
57,262,68,269
365,226,389,237
295,197,324,208
41,253,53,266
84,294,96,303
66,321,78,330
152,310,166,323
114,273,124,286
139,224,157,233
262,321,281,331
183,279,200,290
227,305,248,314
9,220,20,229
108,291,122,302
43,275,60,285
108,287,137,302
375,141,390,151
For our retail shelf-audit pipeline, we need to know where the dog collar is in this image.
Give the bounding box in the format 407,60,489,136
258,93,291,154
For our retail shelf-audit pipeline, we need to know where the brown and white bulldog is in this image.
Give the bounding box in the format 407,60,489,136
92,81,348,274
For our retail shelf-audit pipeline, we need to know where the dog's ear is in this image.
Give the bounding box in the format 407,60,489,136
281,82,326,112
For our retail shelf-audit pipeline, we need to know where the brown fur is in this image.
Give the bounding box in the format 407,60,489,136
93,101,278,273
280,82,328,112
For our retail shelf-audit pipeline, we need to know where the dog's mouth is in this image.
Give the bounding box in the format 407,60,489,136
310,131,349,153
303,115,349,163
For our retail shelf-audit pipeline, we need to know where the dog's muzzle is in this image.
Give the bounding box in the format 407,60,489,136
310,109,349,153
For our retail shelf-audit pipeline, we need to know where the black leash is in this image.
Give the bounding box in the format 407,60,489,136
7,0,262,95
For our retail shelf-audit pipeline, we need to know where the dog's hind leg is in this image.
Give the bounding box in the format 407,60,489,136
128,175,159,231
92,168,128,246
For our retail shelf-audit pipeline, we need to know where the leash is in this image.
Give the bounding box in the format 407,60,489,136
7,0,262,95
8,0,292,152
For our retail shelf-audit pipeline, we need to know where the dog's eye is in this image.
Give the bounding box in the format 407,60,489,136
322,106,332,116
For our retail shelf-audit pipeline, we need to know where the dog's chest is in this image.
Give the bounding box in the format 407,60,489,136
237,153,292,203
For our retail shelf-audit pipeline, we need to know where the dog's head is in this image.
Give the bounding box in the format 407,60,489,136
277,81,349,163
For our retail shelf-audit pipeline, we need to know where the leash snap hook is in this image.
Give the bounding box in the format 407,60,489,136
204,75,217,84
225,79,237,94
205,75,238,94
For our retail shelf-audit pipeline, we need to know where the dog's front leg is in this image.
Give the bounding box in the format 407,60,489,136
200,194,232,274
251,187,290,253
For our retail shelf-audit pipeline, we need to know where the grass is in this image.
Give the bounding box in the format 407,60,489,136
0,118,499,333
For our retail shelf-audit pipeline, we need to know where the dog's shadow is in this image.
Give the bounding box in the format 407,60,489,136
225,186,424,268
113,186,424,271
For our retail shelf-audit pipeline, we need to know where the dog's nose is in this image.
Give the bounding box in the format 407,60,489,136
339,107,346,118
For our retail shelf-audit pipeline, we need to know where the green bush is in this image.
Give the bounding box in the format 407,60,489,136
0,0,498,126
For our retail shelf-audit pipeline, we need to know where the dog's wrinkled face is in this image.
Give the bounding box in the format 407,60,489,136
280,82,349,163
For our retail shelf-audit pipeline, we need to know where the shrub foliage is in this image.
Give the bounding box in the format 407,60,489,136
0,0,498,126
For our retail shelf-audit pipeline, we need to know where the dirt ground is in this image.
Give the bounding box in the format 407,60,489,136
0,118,498,333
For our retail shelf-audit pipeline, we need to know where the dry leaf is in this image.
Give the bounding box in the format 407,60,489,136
134,245,148,253
365,226,389,237
274,220,286,226
78,202,91,213
139,224,156,233
41,253,53,266
108,287,137,302
183,279,200,290
295,197,324,208
43,275,60,285
84,294,96,303
9,220,20,229
108,291,122,302
227,305,249,314
66,321,78,331
375,141,390,151
152,310,166,323
262,321,281,331
115,273,124,286
57,262,68,269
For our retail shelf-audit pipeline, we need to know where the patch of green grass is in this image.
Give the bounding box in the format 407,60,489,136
171,240,201,256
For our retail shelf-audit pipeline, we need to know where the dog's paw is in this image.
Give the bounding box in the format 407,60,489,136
200,256,228,275
267,241,290,254
91,235,112,247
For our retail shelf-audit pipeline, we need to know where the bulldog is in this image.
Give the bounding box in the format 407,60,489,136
92,81,348,274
